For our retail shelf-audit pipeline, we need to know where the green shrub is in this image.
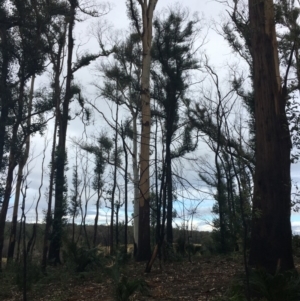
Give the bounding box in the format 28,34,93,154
114,275,148,301
63,242,104,272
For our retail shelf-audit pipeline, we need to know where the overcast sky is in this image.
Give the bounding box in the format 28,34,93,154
7,0,300,234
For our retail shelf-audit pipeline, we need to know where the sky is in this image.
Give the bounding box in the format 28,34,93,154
6,0,300,235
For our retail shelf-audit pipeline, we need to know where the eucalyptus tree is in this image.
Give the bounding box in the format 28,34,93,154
0,0,52,268
222,0,295,273
127,0,158,261
48,0,111,264
151,8,199,247
144,8,200,270
248,0,294,273
42,8,68,270
273,1,300,165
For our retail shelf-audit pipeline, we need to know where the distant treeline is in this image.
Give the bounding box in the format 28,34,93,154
2,221,212,260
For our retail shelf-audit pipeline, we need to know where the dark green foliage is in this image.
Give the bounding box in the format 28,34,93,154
151,7,200,247
109,255,148,301
72,53,101,73
4,260,43,292
222,269,300,301
114,275,148,301
99,32,142,112
63,242,102,273
171,124,197,159
126,0,142,35
54,149,69,217
151,9,199,124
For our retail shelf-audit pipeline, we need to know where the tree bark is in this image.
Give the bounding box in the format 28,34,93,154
132,115,139,254
122,129,129,253
0,68,26,269
7,75,35,261
42,21,66,269
248,0,294,273
0,27,10,170
136,0,158,262
48,1,75,264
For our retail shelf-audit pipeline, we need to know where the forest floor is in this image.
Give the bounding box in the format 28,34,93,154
1,254,300,301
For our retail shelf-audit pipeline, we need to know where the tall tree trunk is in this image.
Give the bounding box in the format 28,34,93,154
110,102,119,255
165,135,173,245
48,2,75,264
42,23,66,269
122,127,129,254
93,181,101,248
154,109,160,246
42,112,58,269
248,0,294,273
132,115,139,255
7,75,35,261
0,68,26,269
83,165,91,249
136,0,158,262
0,27,11,169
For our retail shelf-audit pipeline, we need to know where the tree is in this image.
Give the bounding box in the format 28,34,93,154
42,13,67,270
127,0,158,261
0,0,52,268
7,75,35,261
48,0,108,264
151,7,199,247
248,0,294,273
144,7,200,270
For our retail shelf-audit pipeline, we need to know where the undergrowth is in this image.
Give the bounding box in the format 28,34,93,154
220,268,300,301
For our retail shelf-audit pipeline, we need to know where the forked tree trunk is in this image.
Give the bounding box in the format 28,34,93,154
248,0,294,273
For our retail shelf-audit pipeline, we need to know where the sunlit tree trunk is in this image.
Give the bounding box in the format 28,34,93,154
133,0,158,262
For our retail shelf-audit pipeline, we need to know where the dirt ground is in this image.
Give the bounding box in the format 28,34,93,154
1,254,245,301
3,254,300,301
